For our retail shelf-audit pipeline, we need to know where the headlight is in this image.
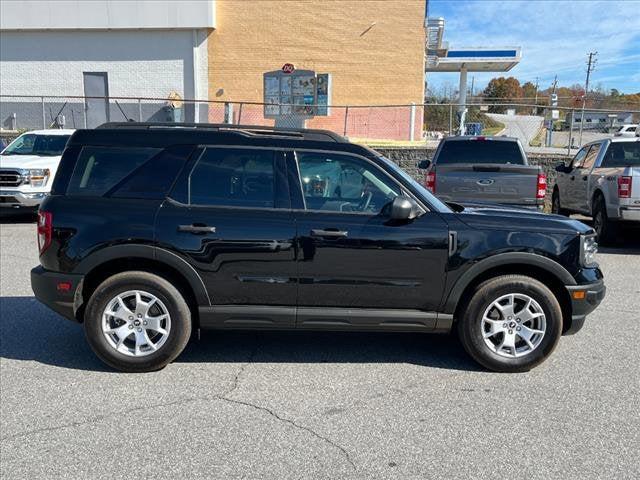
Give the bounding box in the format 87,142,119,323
580,234,598,267
26,169,50,187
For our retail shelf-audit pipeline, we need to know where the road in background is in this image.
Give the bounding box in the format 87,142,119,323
485,113,543,147
1,217,639,480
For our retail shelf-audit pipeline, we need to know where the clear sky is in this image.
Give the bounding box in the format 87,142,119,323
426,0,640,95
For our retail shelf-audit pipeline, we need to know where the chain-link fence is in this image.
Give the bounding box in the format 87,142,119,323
1,95,638,153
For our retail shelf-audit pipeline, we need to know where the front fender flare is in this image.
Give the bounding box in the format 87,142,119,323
442,252,576,314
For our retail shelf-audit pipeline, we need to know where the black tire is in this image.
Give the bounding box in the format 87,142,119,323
592,196,617,246
84,271,192,373
551,189,569,216
457,275,562,373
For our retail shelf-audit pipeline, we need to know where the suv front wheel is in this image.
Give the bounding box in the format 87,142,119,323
457,275,562,372
84,271,192,372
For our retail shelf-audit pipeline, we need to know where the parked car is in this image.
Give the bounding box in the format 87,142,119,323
419,136,546,210
31,123,605,373
552,137,640,244
613,124,638,137
0,129,74,211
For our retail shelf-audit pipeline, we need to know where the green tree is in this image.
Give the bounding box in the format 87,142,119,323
482,77,523,112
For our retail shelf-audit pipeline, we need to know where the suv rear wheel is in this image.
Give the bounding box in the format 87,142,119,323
457,275,562,372
84,271,192,372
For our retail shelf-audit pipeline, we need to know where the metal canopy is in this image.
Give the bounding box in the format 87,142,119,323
425,47,521,72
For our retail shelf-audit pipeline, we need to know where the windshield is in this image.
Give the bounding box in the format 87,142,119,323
437,139,525,165
376,155,452,213
1,133,71,157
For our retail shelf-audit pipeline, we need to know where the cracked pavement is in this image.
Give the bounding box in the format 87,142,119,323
1,218,639,479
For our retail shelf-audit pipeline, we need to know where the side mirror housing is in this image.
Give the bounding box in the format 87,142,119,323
555,162,568,173
389,196,418,221
417,159,431,169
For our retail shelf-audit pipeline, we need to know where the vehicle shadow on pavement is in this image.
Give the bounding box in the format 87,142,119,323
0,296,481,373
0,212,37,224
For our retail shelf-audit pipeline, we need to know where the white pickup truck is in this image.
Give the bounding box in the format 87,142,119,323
552,137,640,244
0,129,74,211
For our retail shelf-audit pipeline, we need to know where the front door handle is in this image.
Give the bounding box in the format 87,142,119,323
178,224,216,234
570,175,575,181
310,229,348,238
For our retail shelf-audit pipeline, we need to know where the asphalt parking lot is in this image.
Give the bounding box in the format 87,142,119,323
1,214,639,480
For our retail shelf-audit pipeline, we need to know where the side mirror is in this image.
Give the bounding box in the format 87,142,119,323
555,162,569,173
417,159,431,169
389,196,417,221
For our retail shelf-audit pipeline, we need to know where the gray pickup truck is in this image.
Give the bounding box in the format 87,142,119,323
552,137,640,244
420,136,546,210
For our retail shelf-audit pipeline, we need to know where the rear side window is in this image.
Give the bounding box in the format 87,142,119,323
602,142,640,167
67,147,160,196
436,140,525,165
188,148,275,208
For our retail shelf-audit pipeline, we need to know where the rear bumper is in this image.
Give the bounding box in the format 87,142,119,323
31,265,84,322
564,280,606,335
619,207,640,222
0,190,47,208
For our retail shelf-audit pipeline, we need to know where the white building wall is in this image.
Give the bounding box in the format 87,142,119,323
0,0,216,30
1,30,206,99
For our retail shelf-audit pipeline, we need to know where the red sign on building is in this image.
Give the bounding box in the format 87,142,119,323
281,63,295,74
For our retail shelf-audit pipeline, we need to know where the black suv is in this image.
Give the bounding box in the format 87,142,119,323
31,123,605,373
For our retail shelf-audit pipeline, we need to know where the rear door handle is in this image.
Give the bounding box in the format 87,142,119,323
310,229,348,238
178,224,216,234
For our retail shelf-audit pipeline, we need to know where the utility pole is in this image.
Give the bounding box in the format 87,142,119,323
533,77,539,114
470,76,475,101
578,52,597,146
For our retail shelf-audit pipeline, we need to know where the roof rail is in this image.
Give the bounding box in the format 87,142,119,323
96,122,346,143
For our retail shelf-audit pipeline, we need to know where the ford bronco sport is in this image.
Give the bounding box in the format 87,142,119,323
31,123,605,373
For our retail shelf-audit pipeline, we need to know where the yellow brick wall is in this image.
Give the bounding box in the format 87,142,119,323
208,0,426,106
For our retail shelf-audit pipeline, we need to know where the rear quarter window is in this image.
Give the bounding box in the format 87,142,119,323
66,147,160,197
436,140,525,165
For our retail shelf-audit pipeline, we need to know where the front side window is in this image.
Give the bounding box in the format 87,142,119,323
570,146,589,169
189,148,275,208
1,134,71,157
580,144,602,170
297,152,399,214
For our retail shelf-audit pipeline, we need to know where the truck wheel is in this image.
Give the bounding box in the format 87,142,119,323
551,189,568,216
592,197,617,246
84,271,192,373
457,275,562,373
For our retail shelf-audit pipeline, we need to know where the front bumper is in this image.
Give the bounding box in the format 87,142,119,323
564,280,606,335
31,266,84,322
0,190,47,208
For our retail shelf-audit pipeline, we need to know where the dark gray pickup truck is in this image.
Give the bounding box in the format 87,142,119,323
421,136,546,209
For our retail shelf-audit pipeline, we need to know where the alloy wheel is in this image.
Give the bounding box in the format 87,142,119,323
481,293,546,358
101,290,171,357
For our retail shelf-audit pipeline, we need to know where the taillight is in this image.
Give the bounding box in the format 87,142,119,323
536,173,547,199
425,171,436,193
618,176,632,198
37,211,52,254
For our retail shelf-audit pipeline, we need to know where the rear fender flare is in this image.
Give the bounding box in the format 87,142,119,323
74,244,210,306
